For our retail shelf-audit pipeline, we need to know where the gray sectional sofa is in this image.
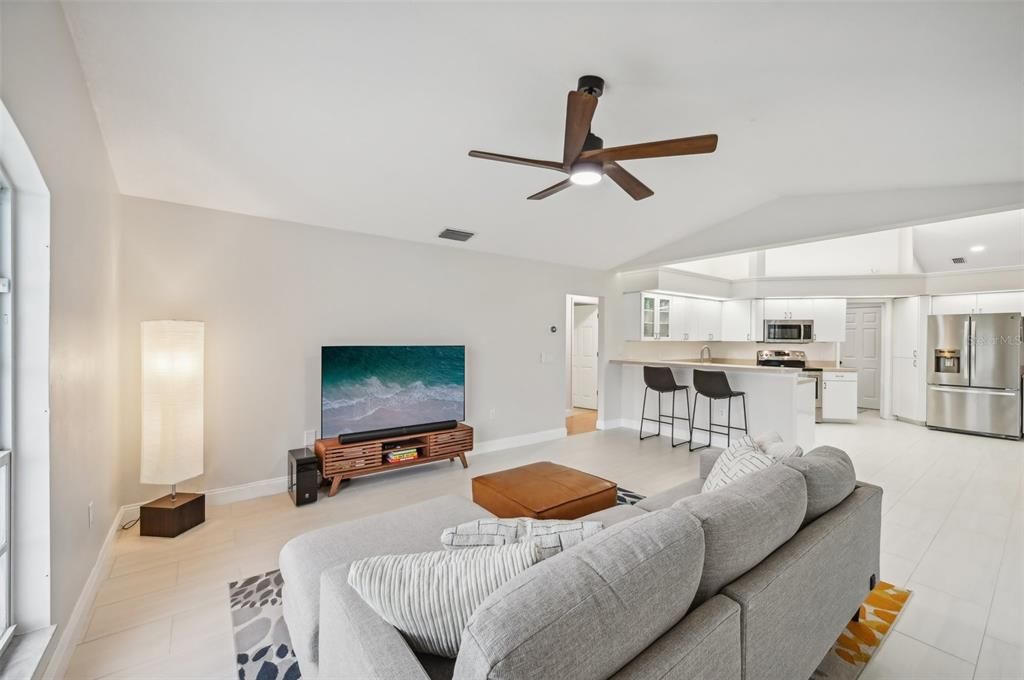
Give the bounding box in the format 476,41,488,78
279,445,881,680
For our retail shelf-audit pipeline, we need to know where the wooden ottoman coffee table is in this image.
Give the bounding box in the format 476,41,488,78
471,461,617,520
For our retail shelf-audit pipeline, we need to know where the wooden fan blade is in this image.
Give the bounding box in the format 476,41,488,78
604,162,653,201
580,134,718,162
563,91,599,167
468,150,565,172
527,178,574,200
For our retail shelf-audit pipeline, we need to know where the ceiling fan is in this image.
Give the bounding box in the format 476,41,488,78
468,75,718,201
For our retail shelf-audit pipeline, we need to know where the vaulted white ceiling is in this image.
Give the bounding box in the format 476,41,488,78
62,1,1024,270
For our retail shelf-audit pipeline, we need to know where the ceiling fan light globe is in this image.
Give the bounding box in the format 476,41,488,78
569,161,603,186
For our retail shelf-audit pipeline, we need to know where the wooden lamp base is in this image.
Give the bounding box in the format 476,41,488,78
140,492,206,537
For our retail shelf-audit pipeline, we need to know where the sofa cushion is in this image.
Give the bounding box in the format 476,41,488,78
581,503,648,526
782,445,857,523
279,494,492,671
675,464,808,606
348,543,542,658
634,477,703,512
440,518,603,559
453,506,705,680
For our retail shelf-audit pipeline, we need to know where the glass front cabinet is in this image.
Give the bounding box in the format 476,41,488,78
628,292,673,341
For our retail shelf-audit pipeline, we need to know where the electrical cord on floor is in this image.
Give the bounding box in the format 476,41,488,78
120,517,140,531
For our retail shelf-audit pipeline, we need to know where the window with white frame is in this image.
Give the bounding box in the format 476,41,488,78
0,174,13,652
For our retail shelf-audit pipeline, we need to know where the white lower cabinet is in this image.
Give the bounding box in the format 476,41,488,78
822,371,858,421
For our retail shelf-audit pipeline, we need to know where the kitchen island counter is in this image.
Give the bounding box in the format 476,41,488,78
607,358,816,450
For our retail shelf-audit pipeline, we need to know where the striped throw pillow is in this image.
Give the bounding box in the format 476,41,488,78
440,518,604,559
347,543,541,658
702,446,776,492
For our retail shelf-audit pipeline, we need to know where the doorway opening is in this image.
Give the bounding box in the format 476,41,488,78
841,303,883,410
566,294,600,435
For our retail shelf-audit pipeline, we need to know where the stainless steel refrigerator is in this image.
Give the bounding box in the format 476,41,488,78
927,313,1023,439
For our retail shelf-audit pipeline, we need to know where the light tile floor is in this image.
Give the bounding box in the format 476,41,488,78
65,413,1022,679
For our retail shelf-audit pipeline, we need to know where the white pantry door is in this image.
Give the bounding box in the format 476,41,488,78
841,305,882,410
572,304,599,409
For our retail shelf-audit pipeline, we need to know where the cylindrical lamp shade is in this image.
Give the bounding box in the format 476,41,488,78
141,320,204,486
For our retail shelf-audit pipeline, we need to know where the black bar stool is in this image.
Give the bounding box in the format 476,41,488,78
689,369,748,452
639,366,692,448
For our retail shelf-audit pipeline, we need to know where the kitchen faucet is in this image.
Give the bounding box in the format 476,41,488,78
700,345,712,363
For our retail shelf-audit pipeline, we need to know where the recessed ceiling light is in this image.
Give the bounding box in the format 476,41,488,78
969,245,985,253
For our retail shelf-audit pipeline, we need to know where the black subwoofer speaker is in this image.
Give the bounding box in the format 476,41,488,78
289,447,319,506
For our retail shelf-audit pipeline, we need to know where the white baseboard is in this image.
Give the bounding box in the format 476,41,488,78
42,507,125,680
470,427,567,455
601,418,639,431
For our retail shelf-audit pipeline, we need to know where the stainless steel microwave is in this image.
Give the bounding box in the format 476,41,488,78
764,320,814,343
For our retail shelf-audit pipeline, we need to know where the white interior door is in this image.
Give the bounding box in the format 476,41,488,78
572,304,599,409
841,305,882,410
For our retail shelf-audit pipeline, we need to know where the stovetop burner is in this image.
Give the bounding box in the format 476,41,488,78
756,349,808,369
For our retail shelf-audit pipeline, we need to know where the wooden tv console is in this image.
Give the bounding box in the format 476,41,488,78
314,423,474,496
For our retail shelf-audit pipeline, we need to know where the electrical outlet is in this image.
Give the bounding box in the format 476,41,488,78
88,501,94,528
303,429,317,446
489,408,496,420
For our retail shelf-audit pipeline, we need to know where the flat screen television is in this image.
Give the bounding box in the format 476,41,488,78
321,345,465,439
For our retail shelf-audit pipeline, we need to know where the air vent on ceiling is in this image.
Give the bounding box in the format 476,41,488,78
438,228,475,242
951,256,967,264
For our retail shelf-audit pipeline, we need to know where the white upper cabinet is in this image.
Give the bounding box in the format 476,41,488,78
812,299,847,342
930,292,1023,315
670,296,691,340
721,300,754,341
761,298,815,320
787,299,815,320
762,299,789,320
975,292,1024,314
698,299,723,341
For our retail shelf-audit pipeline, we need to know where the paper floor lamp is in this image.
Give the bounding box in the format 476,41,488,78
139,320,206,537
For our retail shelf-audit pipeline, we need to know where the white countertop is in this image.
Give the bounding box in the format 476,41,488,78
610,357,859,375
609,358,801,375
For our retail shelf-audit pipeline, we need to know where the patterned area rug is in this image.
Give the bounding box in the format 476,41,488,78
811,582,912,679
229,570,301,680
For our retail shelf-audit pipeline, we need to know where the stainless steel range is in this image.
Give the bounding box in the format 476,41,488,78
757,350,823,422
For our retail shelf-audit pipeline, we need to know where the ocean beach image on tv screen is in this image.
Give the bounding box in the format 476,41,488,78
321,345,466,437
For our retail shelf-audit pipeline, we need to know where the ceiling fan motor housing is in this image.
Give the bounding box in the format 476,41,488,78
577,75,605,98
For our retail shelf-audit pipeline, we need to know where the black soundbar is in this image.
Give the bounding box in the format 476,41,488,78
337,420,458,444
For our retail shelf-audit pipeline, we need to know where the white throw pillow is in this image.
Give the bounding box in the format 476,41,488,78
440,518,604,559
703,447,777,492
753,431,783,449
348,543,541,658
762,441,804,460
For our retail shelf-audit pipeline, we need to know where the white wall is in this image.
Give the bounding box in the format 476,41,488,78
764,229,908,276
667,253,750,280
0,0,122,651
117,197,614,505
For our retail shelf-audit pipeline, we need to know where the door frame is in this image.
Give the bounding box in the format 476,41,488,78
565,294,602,422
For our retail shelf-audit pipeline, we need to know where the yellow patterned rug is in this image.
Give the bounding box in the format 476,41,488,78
811,582,912,679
